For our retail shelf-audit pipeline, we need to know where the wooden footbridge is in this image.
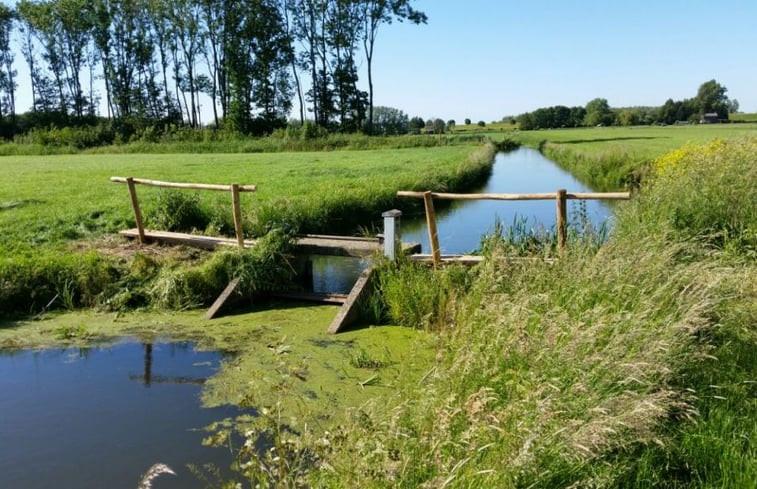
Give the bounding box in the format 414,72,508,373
112,176,629,333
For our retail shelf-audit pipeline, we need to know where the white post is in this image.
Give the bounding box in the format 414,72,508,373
382,209,402,260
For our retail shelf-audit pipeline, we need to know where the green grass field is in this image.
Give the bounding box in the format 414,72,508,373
456,123,757,156
730,113,757,122
0,143,495,314
0,145,490,255
513,123,757,158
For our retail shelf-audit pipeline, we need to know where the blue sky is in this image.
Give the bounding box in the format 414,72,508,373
8,0,757,123
367,0,757,121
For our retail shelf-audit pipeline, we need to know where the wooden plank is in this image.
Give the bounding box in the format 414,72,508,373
297,233,379,243
327,267,375,334
111,176,256,192
205,277,242,319
295,236,381,257
269,291,348,305
120,229,418,257
126,177,146,244
410,254,485,265
566,192,630,200
556,189,567,250
120,229,254,249
423,191,441,267
397,190,630,201
230,183,244,248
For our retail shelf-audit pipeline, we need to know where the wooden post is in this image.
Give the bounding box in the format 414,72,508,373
556,188,567,251
382,209,402,260
230,183,244,248
126,177,146,244
423,191,441,267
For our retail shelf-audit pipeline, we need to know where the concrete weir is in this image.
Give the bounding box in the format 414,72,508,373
119,210,418,333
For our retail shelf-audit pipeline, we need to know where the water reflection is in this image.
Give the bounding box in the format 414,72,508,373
402,148,613,254
0,340,240,489
310,255,369,294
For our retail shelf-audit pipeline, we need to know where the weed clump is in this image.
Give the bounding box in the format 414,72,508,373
149,190,211,233
150,228,296,309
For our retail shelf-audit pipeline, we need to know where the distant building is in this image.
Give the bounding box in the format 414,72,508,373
701,113,720,124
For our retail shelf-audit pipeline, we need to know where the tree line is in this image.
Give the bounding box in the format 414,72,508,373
0,0,426,138
517,80,739,130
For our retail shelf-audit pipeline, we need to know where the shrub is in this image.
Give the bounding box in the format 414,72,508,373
149,191,211,233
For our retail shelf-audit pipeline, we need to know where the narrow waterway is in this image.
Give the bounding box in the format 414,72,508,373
311,147,613,293
0,341,241,489
401,147,613,254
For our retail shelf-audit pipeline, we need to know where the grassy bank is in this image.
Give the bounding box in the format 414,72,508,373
0,143,496,315
290,137,756,487
0,129,487,155
511,124,757,191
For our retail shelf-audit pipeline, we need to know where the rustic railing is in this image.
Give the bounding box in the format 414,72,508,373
110,177,257,248
397,189,630,266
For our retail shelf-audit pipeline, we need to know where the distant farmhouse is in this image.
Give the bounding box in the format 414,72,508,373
700,113,723,124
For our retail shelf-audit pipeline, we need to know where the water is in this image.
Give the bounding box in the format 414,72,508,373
307,148,614,292
402,148,613,254
311,255,369,294
0,341,241,489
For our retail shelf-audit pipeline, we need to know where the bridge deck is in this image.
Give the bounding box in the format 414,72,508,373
119,228,420,257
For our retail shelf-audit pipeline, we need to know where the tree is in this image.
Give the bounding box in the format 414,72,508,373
618,109,639,126
696,79,729,118
446,119,455,131
477,120,485,127
360,0,426,134
224,0,293,134
464,117,470,125
584,97,614,126
327,0,366,132
728,99,739,114
407,115,423,134
371,105,407,135
0,4,16,118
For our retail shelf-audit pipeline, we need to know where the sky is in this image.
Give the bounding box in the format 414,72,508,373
367,0,757,122
8,0,757,123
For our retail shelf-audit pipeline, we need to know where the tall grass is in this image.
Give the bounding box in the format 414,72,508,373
540,142,648,191
303,138,757,487
0,129,489,155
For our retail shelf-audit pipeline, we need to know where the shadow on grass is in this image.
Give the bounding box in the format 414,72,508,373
556,136,669,145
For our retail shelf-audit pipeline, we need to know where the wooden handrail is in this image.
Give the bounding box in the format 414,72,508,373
396,190,630,201
397,188,631,264
110,177,257,192
111,176,256,247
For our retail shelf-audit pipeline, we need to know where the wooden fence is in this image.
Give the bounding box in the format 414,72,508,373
110,177,257,248
397,189,630,266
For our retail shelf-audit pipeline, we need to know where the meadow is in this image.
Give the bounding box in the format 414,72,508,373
1,125,756,487
0,143,494,314
512,122,757,158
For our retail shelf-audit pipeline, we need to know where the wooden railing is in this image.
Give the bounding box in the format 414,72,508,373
397,189,630,266
111,177,257,248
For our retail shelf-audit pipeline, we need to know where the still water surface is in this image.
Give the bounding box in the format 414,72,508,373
311,148,614,293
0,341,240,489
402,147,613,254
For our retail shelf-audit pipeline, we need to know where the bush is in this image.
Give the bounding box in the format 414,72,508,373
149,191,211,233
